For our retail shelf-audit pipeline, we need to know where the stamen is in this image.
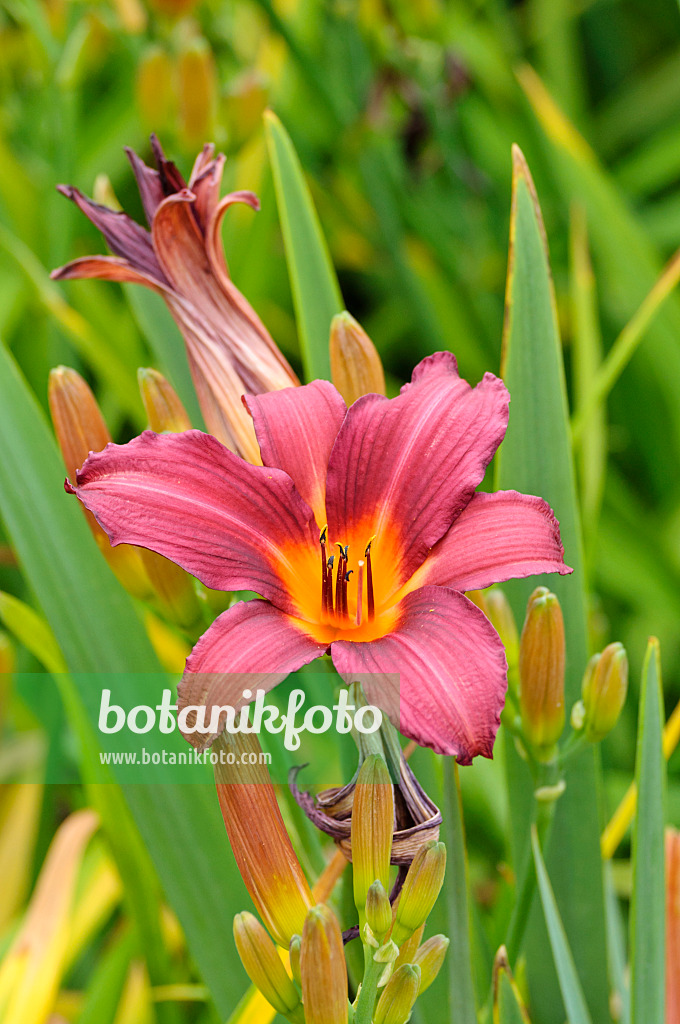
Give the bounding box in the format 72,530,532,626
326,562,334,615
356,560,364,627
365,541,375,621
320,527,328,617
335,550,345,620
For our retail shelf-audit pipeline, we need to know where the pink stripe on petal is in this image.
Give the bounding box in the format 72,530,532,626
245,381,347,527
331,586,507,762
178,599,327,749
67,430,317,614
325,354,509,593
410,490,572,593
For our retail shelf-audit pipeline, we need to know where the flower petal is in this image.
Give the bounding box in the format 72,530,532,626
325,352,509,597
331,585,507,762
244,381,347,527
55,184,166,282
178,598,327,749
66,429,317,613
50,255,167,289
409,490,572,593
125,146,166,226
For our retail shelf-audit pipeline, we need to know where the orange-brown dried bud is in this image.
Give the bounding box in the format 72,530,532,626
214,732,314,948
330,312,386,406
300,905,348,1024
519,587,565,759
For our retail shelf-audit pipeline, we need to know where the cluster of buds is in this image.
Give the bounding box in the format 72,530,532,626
229,750,449,1024
494,585,628,787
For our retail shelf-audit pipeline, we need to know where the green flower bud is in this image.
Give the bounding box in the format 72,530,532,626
391,842,446,948
486,589,519,683
352,755,394,925
581,642,628,742
413,934,449,994
233,912,303,1021
374,964,421,1024
289,934,301,985
366,880,392,941
519,588,565,760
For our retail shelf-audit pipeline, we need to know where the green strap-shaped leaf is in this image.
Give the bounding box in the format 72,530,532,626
265,109,343,382
0,339,248,1015
442,760,477,1024
495,147,610,1022
630,638,666,1024
532,829,594,1024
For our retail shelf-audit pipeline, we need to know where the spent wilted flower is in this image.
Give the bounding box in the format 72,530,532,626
51,135,298,461
66,353,570,760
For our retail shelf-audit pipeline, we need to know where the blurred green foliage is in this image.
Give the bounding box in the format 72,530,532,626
1,0,680,1020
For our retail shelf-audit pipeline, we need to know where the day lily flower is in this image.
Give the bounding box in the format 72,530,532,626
65,352,570,761
51,135,298,462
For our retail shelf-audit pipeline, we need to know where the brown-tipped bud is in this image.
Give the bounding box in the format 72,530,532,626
214,732,314,948
289,934,301,985
352,754,394,924
413,935,449,994
300,905,348,1024
366,880,392,941
580,642,628,742
374,964,421,1024
486,589,519,682
138,368,192,433
330,312,386,406
519,588,565,759
177,38,217,149
391,842,446,948
233,912,303,1021
48,367,152,599
135,46,176,131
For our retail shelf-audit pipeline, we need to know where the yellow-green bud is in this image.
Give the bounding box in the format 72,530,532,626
233,912,303,1021
391,841,446,948
581,642,628,742
352,754,394,924
519,588,565,760
289,934,301,985
374,964,421,1024
330,311,386,406
413,934,449,994
300,905,348,1024
486,589,519,682
366,880,392,941
138,368,192,434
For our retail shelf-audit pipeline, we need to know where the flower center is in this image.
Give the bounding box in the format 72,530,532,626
319,528,375,628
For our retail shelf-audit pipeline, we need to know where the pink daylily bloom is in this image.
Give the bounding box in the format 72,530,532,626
66,352,571,762
51,136,298,462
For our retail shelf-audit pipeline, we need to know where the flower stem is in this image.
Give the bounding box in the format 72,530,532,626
353,944,385,1024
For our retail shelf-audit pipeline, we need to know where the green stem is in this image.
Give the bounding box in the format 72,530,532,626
353,944,385,1024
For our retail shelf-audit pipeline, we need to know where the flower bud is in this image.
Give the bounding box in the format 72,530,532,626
413,934,449,994
289,934,301,985
366,880,392,941
486,589,519,682
48,367,151,598
374,964,421,1024
214,732,314,948
300,905,348,1024
519,587,565,759
177,38,217,149
138,368,192,433
233,912,303,1021
394,923,424,970
330,312,386,406
391,841,446,948
135,46,176,131
351,754,394,925
581,642,628,742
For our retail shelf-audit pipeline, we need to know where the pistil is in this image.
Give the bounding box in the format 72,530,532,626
356,560,364,627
